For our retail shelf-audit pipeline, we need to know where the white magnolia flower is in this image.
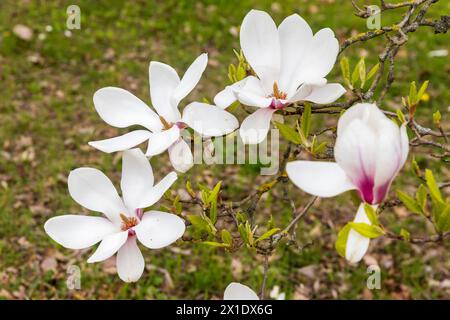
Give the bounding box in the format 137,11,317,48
89,53,239,172
287,103,409,263
224,282,259,300
214,10,346,144
44,148,185,282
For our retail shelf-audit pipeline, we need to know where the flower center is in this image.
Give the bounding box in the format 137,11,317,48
159,116,187,130
120,213,139,232
270,82,287,100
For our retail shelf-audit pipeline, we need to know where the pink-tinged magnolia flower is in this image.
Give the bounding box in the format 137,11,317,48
214,10,346,144
44,149,185,282
287,103,409,263
224,282,259,300
89,53,239,172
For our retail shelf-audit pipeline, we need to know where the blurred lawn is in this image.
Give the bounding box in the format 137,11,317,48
0,0,448,299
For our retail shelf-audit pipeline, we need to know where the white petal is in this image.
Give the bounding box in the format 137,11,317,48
337,103,386,137
240,10,280,86
182,102,239,137
278,14,313,94
373,119,403,189
288,78,329,102
334,119,378,203
173,53,208,104
88,130,152,153
295,28,339,84
286,161,355,197
238,91,272,108
44,215,118,249
213,78,248,109
68,168,127,225
116,236,145,282
224,282,259,300
149,61,182,123
87,231,128,263
145,126,181,156
239,108,276,144
345,203,373,263
139,172,178,209
135,211,185,249
121,148,154,212
399,124,409,166
302,83,346,104
93,87,162,132
168,139,193,172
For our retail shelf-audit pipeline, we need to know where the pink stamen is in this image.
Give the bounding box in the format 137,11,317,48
269,98,287,109
175,122,187,129
135,208,144,220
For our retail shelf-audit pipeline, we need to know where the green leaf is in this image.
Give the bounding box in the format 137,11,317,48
366,63,380,81
437,205,450,232
415,184,428,214
351,59,361,87
255,228,280,243
207,181,222,204
185,180,196,198
359,58,366,88
221,229,233,246
335,224,351,257
397,190,422,214
396,109,406,124
364,204,379,225
409,81,417,104
425,169,443,203
411,158,421,177
416,80,429,101
173,195,182,214
348,222,385,238
203,241,229,248
340,56,350,84
400,228,410,241
187,215,209,232
312,140,327,155
238,223,248,245
433,110,441,125
274,121,301,144
301,103,312,138
236,63,246,81
227,64,236,83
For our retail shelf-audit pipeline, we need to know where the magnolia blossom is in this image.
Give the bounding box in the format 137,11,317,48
44,148,185,282
224,282,259,300
214,10,346,144
89,53,239,172
287,103,409,263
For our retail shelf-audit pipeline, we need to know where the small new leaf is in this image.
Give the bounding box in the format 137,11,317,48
301,103,312,138
397,190,423,215
340,57,351,87
221,229,233,246
437,205,450,233
203,241,229,248
425,169,443,203
349,222,385,238
335,224,352,257
400,228,410,242
364,204,379,225
255,228,281,243
275,121,301,144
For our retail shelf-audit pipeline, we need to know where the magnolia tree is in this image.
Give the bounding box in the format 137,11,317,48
44,1,449,299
